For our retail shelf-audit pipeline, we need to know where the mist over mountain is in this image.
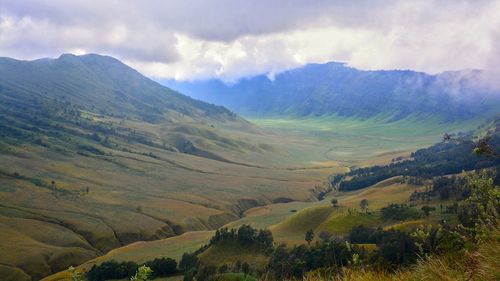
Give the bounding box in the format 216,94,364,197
164,62,500,121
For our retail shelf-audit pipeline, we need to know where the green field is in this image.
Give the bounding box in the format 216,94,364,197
249,115,482,166
3,112,481,280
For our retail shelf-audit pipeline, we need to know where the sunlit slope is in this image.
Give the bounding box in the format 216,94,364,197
42,176,428,281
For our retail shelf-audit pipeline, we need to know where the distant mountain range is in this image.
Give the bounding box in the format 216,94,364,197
164,62,500,121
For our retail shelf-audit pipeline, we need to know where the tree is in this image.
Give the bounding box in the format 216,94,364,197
182,268,195,281
237,224,257,245
305,229,314,245
179,253,198,271
195,265,216,281
145,258,177,277
218,264,228,274
458,171,499,231
421,205,435,217
331,198,339,208
234,260,241,272
349,225,377,243
360,199,369,213
256,229,274,248
130,265,152,281
242,262,250,277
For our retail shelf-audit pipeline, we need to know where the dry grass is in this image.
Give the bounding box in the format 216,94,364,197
8,115,468,280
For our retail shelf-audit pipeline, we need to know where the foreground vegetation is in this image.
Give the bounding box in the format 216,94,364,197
63,168,499,281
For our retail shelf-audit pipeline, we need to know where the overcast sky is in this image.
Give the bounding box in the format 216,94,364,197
1,0,499,82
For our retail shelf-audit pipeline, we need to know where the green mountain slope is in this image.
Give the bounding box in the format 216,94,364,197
0,54,238,123
0,54,329,280
165,62,500,121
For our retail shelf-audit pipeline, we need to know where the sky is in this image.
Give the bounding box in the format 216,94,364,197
0,0,499,83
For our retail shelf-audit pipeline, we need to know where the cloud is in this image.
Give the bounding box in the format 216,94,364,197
0,0,499,83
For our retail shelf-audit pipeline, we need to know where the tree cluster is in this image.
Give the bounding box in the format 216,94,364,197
336,134,500,191
86,258,177,281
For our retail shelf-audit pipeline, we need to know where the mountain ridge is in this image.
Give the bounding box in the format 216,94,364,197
0,53,240,124
163,62,500,121
0,54,328,280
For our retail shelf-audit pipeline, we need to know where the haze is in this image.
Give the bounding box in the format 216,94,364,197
1,0,499,82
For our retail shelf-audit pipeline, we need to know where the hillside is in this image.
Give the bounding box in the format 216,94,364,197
0,54,238,123
0,54,337,280
2,55,497,281
42,116,500,280
339,116,500,191
164,62,500,121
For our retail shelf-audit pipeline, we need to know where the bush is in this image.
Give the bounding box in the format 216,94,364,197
381,204,421,221
145,257,177,277
86,260,138,281
349,225,377,243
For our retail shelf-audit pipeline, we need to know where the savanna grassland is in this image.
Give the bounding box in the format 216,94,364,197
1,54,497,281
40,175,445,281
2,110,481,281
42,117,499,281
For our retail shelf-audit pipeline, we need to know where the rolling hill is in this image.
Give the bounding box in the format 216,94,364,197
164,62,500,121
0,54,336,280
2,54,496,281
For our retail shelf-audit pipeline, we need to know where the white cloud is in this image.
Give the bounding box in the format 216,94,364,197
0,0,499,82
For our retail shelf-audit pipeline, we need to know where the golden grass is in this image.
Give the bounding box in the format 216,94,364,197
319,210,383,235
337,177,422,209
13,114,469,281
271,205,335,245
41,231,213,281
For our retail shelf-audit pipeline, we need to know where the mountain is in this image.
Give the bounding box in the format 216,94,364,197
164,62,500,121
0,54,238,123
0,54,326,280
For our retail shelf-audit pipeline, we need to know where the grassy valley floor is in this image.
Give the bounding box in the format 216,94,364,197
3,115,481,280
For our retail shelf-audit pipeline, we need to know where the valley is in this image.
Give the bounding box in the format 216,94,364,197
37,115,492,281
2,2,499,281
0,54,497,281
39,175,441,281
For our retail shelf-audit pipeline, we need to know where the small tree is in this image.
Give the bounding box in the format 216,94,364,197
242,262,250,277
331,198,339,208
179,252,198,271
234,260,242,272
305,229,315,245
458,171,499,232
195,265,216,281
218,264,228,274
360,199,369,213
421,205,435,217
130,265,152,281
